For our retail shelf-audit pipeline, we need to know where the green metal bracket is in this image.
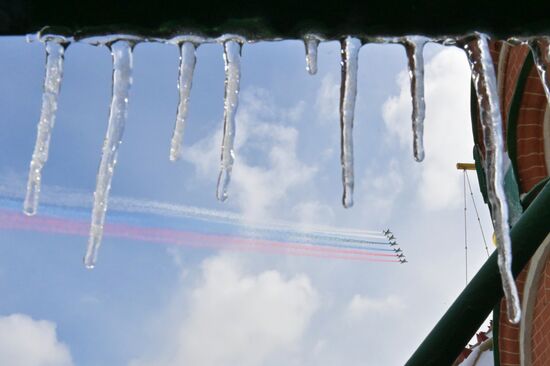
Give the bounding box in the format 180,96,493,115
522,176,550,209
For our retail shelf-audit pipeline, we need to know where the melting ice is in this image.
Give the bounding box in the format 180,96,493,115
339,36,361,208
528,37,550,102
169,41,197,161
23,36,67,215
216,38,242,202
84,40,134,269
304,34,320,75
461,33,521,323
402,36,428,162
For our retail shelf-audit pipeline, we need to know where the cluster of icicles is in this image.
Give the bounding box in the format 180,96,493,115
23,30,550,323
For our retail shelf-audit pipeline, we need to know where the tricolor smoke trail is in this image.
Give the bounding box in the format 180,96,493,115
0,186,403,262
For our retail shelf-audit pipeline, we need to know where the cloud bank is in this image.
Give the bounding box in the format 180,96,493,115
131,255,318,366
0,314,73,366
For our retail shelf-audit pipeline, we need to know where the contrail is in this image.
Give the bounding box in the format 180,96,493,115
0,209,399,262
0,183,402,262
0,183,392,243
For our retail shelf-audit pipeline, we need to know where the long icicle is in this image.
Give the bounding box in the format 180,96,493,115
304,34,320,75
339,36,361,208
403,36,428,162
216,39,242,202
169,41,197,161
461,33,521,323
84,40,134,269
528,37,550,102
23,37,67,216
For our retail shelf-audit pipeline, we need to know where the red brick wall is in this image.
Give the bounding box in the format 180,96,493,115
514,64,548,192
475,44,530,157
502,46,529,125
530,260,550,366
493,43,548,193
498,269,528,366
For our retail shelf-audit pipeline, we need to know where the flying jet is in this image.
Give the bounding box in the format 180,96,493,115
393,248,403,253
383,229,392,236
397,253,405,258
387,234,396,241
400,259,408,264
389,240,397,246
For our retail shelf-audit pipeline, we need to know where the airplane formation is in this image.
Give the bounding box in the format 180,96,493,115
383,229,407,264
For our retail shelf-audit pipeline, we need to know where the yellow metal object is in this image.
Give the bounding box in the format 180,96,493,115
492,232,497,246
456,163,476,170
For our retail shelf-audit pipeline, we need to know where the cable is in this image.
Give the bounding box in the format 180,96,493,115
463,170,468,285
465,171,490,257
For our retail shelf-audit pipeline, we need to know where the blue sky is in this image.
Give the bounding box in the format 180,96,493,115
0,36,494,365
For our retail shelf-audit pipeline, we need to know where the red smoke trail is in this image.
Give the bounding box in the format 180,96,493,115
0,210,400,263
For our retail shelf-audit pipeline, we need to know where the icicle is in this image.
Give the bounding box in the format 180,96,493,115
339,36,361,208
216,39,242,202
169,41,197,161
528,37,550,102
23,37,67,216
461,33,521,323
402,36,428,162
304,34,320,75
84,40,134,269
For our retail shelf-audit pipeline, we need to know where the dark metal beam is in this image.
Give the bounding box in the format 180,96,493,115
405,181,550,366
2,0,550,39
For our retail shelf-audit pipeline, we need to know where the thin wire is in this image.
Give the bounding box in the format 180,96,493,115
465,171,490,257
463,170,468,285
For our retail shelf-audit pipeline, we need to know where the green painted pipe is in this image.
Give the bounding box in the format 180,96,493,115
2,0,550,39
405,181,550,366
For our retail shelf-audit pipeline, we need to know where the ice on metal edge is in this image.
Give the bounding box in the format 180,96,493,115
80,34,144,47
304,34,321,75
216,39,242,202
26,29,74,44
23,37,67,216
528,37,550,103
169,41,197,161
84,40,134,269
166,35,208,45
339,36,361,209
402,36,428,162
461,33,521,323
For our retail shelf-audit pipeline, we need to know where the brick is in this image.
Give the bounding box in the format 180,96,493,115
517,110,546,126
517,125,544,139
517,155,546,170
517,151,545,159
500,350,520,364
529,261,550,366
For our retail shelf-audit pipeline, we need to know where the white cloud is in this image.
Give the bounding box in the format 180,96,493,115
290,201,336,226
347,294,405,320
315,73,339,124
355,158,404,225
131,255,318,366
382,47,473,210
0,314,73,366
